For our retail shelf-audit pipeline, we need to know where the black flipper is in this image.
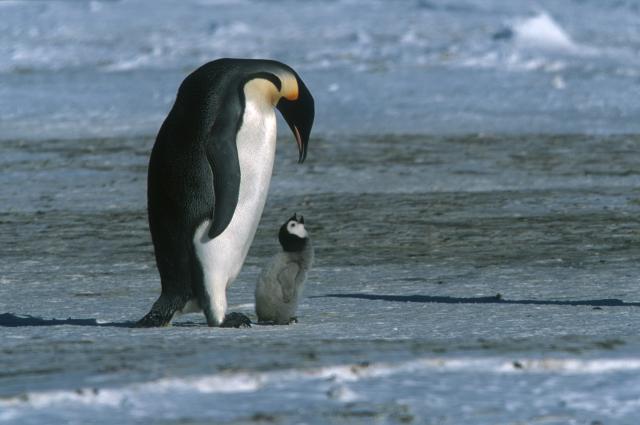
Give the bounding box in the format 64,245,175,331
205,110,242,239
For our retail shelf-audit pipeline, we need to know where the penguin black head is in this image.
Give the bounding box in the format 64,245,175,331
178,58,314,164
279,213,309,252
275,75,314,163
230,59,314,163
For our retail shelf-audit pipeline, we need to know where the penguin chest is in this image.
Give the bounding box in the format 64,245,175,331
195,100,277,283
234,101,278,234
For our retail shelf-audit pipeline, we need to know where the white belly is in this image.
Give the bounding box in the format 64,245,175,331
193,98,277,321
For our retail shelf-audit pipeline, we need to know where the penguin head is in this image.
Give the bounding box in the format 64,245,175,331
247,65,315,164
275,74,314,164
279,213,309,252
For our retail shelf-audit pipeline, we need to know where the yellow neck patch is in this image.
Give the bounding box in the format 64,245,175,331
244,73,299,106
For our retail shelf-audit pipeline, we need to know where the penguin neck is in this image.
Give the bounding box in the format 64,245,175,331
236,84,278,201
243,77,282,107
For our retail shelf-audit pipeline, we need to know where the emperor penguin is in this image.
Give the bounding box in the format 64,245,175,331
255,214,314,325
137,58,314,328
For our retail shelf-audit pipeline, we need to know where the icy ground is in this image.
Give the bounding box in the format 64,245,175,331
1,134,640,424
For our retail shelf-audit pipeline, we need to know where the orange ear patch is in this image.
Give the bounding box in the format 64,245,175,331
280,74,299,101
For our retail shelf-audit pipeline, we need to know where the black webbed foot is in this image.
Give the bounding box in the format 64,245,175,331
220,312,252,328
136,293,187,327
135,311,172,328
134,305,174,328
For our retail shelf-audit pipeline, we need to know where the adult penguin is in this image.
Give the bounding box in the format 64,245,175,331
137,58,314,328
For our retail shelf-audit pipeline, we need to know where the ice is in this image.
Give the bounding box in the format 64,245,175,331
513,12,577,51
1,1,640,424
3,354,640,424
1,1,640,138
2,134,640,424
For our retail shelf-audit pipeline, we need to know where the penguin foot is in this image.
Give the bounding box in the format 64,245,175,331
135,311,172,328
136,294,184,327
220,312,252,328
288,317,298,324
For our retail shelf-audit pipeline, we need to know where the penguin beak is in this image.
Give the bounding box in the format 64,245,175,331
276,77,314,163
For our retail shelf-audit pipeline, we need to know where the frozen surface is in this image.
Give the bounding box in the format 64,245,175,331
1,0,640,138
2,1,640,423
2,134,640,424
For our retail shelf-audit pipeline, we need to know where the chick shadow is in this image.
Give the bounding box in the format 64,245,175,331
316,293,640,307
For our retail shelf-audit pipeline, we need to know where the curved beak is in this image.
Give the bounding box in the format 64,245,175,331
276,77,314,163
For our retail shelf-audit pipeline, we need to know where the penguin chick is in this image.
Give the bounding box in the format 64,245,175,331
255,214,314,324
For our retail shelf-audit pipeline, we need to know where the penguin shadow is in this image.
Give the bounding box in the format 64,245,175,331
0,313,205,328
315,293,640,308
0,313,134,328
5,294,637,328
0,313,255,329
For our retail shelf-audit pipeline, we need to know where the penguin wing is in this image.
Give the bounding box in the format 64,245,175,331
278,263,301,303
204,96,243,239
